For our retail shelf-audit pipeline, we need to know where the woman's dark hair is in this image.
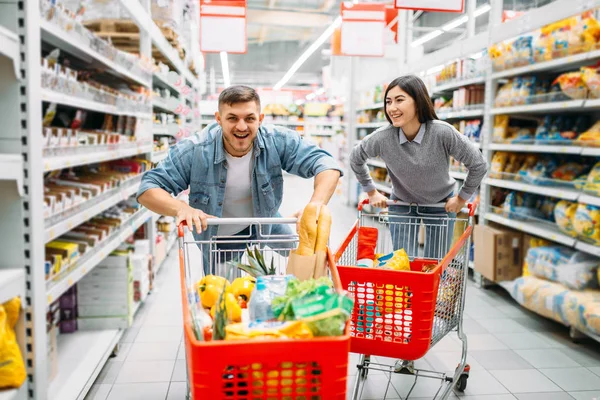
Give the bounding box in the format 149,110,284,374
383,75,438,125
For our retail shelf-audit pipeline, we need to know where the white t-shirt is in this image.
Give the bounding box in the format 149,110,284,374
217,150,254,236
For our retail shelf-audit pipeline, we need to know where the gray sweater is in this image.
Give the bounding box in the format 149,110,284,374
350,120,487,204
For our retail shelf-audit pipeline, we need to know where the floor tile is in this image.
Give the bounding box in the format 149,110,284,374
127,341,180,361
465,334,509,351
559,347,600,367
106,383,169,400
495,332,565,350
456,396,517,400
96,360,124,385
514,393,575,400
171,359,186,382
346,374,400,400
470,350,533,370
390,372,449,398
512,316,564,332
541,368,600,391
490,369,562,393
461,318,490,334
568,391,600,400
142,312,183,328
135,327,183,343
590,367,600,377
112,342,132,362
84,384,112,400
453,368,510,396
424,352,483,374
477,319,530,334
497,305,537,319
116,360,175,383
516,349,582,369
166,382,188,400
121,327,140,343
430,335,461,352
176,342,186,361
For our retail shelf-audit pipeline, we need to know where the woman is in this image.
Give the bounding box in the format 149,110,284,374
350,75,487,259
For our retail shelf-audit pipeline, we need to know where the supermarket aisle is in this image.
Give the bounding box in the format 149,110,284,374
86,175,600,400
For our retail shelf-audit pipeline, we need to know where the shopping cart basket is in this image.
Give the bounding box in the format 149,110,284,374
335,200,476,400
177,217,350,400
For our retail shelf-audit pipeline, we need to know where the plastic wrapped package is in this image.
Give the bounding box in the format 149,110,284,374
582,66,600,98
504,276,569,324
526,246,599,290
0,298,26,389
554,72,587,99
559,290,600,335
151,0,183,32
573,203,600,244
490,152,508,178
554,200,578,237
584,161,600,195
577,120,600,146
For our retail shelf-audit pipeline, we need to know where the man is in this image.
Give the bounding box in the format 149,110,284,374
137,85,342,271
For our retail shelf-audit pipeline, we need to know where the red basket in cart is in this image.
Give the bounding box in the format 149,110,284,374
177,219,351,400
335,200,475,362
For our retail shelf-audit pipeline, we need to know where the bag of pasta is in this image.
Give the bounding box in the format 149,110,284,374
573,204,600,244
554,200,578,237
0,297,26,389
584,161,600,195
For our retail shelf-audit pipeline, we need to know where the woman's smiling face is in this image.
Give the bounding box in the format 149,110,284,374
385,86,418,129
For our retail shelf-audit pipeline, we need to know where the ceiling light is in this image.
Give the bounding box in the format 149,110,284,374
474,4,491,17
442,15,468,31
273,16,342,90
411,30,443,47
220,51,231,88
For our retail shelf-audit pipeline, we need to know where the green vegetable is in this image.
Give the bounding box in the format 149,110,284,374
291,290,354,337
271,277,333,321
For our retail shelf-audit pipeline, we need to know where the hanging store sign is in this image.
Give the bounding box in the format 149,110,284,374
395,0,464,13
340,2,386,57
200,0,247,54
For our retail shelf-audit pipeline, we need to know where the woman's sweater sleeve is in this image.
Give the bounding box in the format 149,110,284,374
350,133,381,193
445,128,488,201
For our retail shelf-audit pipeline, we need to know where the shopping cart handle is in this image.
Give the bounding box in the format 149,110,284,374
177,217,298,237
358,199,476,217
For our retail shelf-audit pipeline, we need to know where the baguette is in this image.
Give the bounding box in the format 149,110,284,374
297,203,320,256
314,205,331,252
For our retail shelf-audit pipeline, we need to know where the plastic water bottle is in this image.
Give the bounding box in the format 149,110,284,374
248,277,275,323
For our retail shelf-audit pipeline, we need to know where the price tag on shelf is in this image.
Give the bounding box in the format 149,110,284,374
82,268,86,274
49,229,55,240
181,85,191,96
550,234,558,241
68,278,73,286
47,294,52,304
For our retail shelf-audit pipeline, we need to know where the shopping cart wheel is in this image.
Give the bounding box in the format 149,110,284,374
455,374,468,392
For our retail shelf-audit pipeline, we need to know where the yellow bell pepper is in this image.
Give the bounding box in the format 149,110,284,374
231,276,255,302
200,275,230,290
210,292,242,323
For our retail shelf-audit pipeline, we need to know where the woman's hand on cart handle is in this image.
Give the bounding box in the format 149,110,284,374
359,198,476,216
445,195,467,214
175,204,215,234
366,189,389,209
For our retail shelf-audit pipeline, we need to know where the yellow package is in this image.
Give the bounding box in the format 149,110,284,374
554,200,578,237
490,152,508,178
584,161,600,195
573,204,600,244
225,321,313,341
554,72,587,99
376,249,410,271
493,115,510,142
577,120,600,146
0,297,26,389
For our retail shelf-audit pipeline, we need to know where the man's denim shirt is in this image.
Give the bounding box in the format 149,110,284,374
137,122,344,242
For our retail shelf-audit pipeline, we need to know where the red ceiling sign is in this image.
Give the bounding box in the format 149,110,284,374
340,2,386,57
200,0,247,54
395,0,464,13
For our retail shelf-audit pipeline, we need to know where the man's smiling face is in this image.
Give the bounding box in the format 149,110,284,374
216,101,264,157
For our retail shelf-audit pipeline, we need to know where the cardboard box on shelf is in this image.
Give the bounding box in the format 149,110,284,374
474,224,523,282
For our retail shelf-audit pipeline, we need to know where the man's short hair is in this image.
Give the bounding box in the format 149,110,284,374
218,85,261,110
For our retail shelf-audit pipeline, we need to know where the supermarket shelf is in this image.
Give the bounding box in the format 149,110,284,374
0,154,23,196
153,72,181,95
0,269,25,305
305,131,337,137
40,19,150,88
43,143,153,172
490,100,586,115
48,329,123,400
200,119,214,125
151,149,168,163
367,159,386,168
357,122,386,129
584,98,600,109
437,108,484,120
44,175,142,243
157,229,177,273
485,212,577,247
0,25,19,78
46,208,152,304
484,178,580,201
41,89,152,119
153,123,179,137
356,102,384,112
575,241,600,258
578,194,600,207
492,49,600,80
117,0,197,85
451,170,467,181
431,76,485,94
374,182,393,195
153,97,178,114
264,120,304,127
488,143,584,154
0,384,26,400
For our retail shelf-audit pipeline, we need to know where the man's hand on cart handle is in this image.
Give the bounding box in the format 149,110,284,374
367,189,389,209
175,203,215,233
445,195,467,214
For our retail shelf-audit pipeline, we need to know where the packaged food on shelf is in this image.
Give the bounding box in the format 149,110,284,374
554,71,588,99
559,289,600,335
526,246,599,289
0,297,26,389
554,200,579,237
501,191,556,222
576,120,600,146
573,203,600,244
504,276,569,324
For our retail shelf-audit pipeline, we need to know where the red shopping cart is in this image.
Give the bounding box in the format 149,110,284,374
177,217,350,400
335,200,476,400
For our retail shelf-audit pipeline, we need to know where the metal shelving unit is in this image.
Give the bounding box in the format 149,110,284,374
0,0,201,398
